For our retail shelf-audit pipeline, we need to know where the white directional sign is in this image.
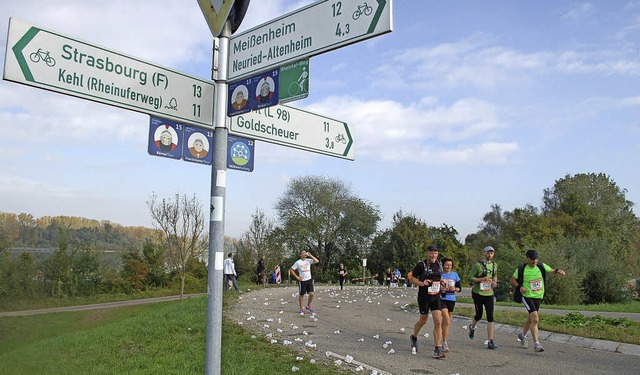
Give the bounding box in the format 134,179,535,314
228,0,393,80
228,104,354,160
3,18,215,128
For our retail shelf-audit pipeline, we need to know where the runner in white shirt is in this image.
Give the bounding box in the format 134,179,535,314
290,250,320,314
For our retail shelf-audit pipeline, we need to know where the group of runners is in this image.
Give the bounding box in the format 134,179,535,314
287,244,566,360
409,244,566,359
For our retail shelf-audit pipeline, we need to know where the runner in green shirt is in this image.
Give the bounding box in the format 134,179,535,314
510,249,566,353
467,245,498,349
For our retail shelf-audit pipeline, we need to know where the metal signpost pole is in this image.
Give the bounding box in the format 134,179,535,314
205,20,231,375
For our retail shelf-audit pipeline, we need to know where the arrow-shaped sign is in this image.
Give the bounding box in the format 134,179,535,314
2,18,215,128
228,0,392,80
228,104,354,160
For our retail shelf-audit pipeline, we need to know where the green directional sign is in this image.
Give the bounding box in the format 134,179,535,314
228,104,354,160
278,59,309,104
228,0,393,80
2,18,215,128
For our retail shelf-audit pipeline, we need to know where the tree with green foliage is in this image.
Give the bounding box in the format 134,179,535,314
544,173,640,275
120,250,150,292
17,213,39,246
543,174,639,243
42,241,73,298
501,204,565,249
0,252,39,299
369,212,430,281
469,172,640,304
142,240,168,288
275,176,380,279
40,240,100,298
429,223,466,267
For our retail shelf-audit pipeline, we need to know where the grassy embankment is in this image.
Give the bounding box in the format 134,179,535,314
0,293,349,375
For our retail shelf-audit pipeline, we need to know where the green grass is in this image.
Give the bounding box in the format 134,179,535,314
456,297,640,313
0,296,349,375
0,289,185,312
454,306,640,345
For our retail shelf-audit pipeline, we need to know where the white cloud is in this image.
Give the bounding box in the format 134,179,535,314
304,95,514,164
560,2,596,23
380,142,519,165
0,87,146,146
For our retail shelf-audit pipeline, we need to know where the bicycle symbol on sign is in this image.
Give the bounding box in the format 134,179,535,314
335,133,347,144
288,67,309,97
29,48,56,67
352,2,373,20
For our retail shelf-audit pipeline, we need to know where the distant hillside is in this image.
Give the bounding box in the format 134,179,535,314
0,212,157,251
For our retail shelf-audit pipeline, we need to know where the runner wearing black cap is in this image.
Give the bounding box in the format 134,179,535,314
510,249,566,352
409,245,446,359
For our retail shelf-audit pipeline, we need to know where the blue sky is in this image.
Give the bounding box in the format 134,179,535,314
1,0,639,241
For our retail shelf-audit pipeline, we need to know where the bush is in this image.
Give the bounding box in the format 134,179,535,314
178,274,207,293
536,247,582,305
552,237,632,305
581,268,632,304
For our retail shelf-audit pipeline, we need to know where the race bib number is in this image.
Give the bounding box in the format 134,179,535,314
445,279,455,289
529,278,543,292
427,282,441,295
480,282,492,292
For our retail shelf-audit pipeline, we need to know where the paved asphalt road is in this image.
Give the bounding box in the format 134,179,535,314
230,285,640,375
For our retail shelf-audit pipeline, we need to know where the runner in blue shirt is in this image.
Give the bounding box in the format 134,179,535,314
440,257,461,353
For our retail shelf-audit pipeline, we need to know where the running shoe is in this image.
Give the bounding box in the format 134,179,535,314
410,335,418,354
305,305,314,313
441,341,449,353
468,324,475,339
299,309,305,315
487,340,498,350
517,332,528,349
534,342,544,352
433,347,446,359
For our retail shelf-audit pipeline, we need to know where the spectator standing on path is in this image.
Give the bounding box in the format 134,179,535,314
409,245,446,359
338,264,348,291
394,268,402,287
256,255,266,286
290,251,320,314
223,253,240,292
386,268,393,289
440,257,461,353
467,245,499,349
510,249,566,353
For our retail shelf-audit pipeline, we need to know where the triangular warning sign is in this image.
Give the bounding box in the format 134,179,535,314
197,0,236,37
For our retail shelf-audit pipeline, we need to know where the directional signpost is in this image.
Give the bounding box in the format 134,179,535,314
3,18,215,128
229,104,354,160
228,0,392,80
